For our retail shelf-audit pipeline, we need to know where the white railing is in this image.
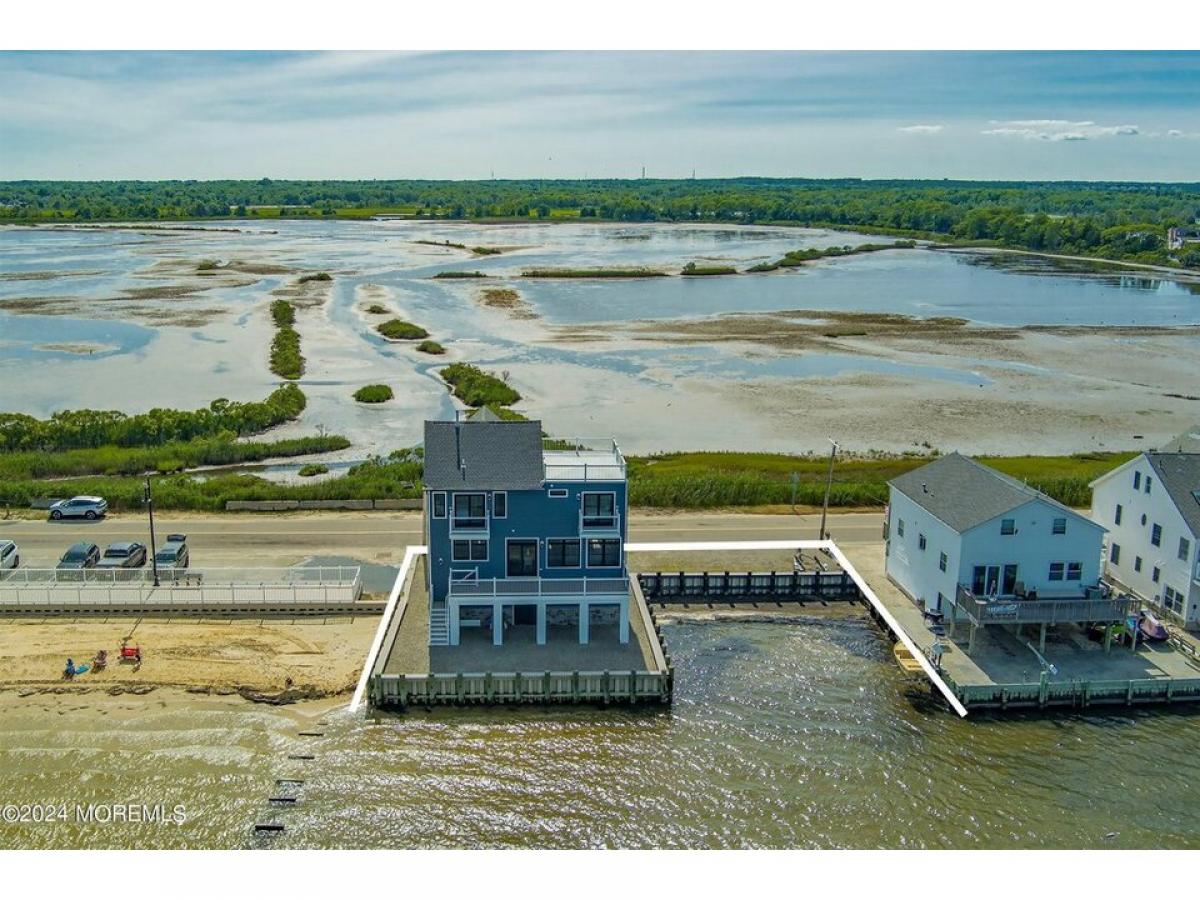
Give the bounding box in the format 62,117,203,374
543,437,626,482
448,575,629,600
579,510,622,535
0,566,361,586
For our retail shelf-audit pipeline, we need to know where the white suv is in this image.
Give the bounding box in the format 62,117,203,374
0,540,18,570
48,496,108,520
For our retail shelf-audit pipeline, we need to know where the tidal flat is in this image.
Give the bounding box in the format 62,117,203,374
1,220,1197,457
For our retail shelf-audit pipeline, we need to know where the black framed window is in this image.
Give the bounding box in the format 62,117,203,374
582,492,617,527
1001,519,1015,535
547,539,581,568
1052,518,1066,535
492,492,507,518
1067,562,1082,581
452,539,488,561
432,492,447,518
586,538,621,567
1048,562,1064,581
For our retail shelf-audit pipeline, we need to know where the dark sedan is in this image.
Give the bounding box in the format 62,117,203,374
57,542,101,570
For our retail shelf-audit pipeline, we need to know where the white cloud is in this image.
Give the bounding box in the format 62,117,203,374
982,119,1140,141
897,123,944,134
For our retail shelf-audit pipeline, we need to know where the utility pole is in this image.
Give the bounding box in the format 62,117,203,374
818,439,839,541
144,476,159,587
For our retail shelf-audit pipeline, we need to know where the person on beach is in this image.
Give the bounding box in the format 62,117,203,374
63,658,76,679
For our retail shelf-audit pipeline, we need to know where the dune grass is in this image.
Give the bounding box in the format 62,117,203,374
376,319,430,340
439,363,520,407
353,384,394,403
269,299,304,379
416,340,446,355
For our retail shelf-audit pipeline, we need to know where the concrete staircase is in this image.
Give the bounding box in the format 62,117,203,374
429,601,449,646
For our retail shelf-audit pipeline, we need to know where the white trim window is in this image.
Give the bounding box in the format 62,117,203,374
452,493,487,529
431,492,447,519
546,538,581,568
582,492,617,528
586,538,621,568
548,488,569,499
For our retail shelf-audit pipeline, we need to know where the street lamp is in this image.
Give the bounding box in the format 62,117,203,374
144,476,160,587
818,439,839,541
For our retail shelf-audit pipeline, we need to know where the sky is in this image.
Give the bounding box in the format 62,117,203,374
2,51,1199,182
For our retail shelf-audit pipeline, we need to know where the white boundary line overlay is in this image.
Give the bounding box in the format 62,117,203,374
628,538,968,718
349,539,967,718
349,544,425,713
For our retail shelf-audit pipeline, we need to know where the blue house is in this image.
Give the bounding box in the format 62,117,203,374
422,411,630,648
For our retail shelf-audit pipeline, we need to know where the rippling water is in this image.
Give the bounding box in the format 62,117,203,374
3,616,1198,849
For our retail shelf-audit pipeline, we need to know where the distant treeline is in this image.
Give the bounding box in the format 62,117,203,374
0,385,306,453
3,178,1200,267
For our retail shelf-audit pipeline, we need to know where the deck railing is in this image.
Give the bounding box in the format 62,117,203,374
954,584,1133,626
542,437,626,481
447,575,629,600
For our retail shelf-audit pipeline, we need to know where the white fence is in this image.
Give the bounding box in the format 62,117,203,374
0,567,365,616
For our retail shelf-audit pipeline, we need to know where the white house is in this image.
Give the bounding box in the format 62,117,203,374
885,454,1107,619
1090,452,1200,627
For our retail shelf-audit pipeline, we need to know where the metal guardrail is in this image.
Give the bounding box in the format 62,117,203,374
954,585,1133,626
638,570,860,601
372,669,670,706
448,575,629,599
953,676,1200,710
543,437,627,482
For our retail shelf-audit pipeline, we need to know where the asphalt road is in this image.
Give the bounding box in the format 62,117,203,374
0,510,885,569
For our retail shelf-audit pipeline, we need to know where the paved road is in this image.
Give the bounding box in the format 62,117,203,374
0,510,885,569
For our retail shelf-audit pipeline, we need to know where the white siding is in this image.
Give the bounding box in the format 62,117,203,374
1091,455,1200,626
885,487,962,613
958,499,1105,599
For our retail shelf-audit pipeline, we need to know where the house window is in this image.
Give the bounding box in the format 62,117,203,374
1151,524,1162,547
1110,543,1121,565
1052,517,1066,535
897,519,905,537
938,552,947,572
1133,471,1141,490
451,539,488,561
1001,519,1015,535
1141,513,1148,526
1152,566,1161,583
1145,477,1153,495
936,592,946,611
548,488,569,499
918,533,927,551
492,492,507,519
1114,504,1123,525
582,492,617,528
1180,537,1192,562
1164,586,1184,614
1134,556,1143,573
586,538,621,567
547,539,581,568
1048,562,1064,581
431,492,447,519
1067,562,1082,581
452,493,486,529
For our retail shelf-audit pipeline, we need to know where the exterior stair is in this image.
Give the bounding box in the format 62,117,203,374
429,601,449,646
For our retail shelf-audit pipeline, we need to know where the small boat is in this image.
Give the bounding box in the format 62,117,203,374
1138,611,1169,642
893,641,925,675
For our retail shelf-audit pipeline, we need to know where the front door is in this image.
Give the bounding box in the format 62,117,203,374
507,540,538,577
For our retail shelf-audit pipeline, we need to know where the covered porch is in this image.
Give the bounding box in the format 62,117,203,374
951,584,1134,653
447,576,630,646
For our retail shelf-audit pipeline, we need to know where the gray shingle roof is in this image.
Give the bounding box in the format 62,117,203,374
888,452,1086,533
423,418,545,491
1144,453,1200,538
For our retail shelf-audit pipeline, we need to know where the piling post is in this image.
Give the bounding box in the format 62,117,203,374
1038,622,1047,654
968,623,978,653
1104,623,1113,653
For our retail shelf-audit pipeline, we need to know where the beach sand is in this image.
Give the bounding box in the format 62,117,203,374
0,616,378,702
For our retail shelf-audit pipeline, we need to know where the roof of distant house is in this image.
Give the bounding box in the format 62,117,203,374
1159,426,1200,454
1144,452,1200,538
423,417,545,491
888,452,1090,533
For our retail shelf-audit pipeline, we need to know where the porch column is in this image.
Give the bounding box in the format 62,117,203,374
449,600,460,646
1038,621,1047,654
493,602,503,646
947,603,957,640
968,623,978,653
579,601,590,645
1104,622,1114,653
536,603,547,645
619,599,629,644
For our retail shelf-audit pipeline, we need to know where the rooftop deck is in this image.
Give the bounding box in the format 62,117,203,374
542,438,626,482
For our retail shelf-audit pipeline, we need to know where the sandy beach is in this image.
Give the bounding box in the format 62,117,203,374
0,616,378,702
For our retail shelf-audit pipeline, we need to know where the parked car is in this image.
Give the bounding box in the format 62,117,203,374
0,540,18,570
154,534,190,570
48,496,108,521
58,542,101,570
98,541,147,569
